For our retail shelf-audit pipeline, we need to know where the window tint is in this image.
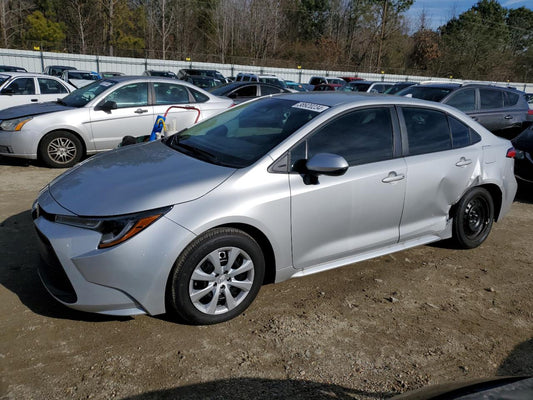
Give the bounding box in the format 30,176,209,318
229,85,257,98
104,82,148,108
303,107,394,166
445,88,476,112
403,107,451,155
7,78,35,95
503,91,519,107
154,82,189,105
480,89,503,109
449,116,471,148
261,85,283,95
38,78,68,94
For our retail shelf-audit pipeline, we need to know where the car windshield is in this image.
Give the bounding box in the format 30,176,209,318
349,83,371,91
59,80,117,107
68,72,99,80
166,97,326,168
399,86,455,102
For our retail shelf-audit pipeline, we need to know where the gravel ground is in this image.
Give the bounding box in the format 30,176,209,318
1,158,532,400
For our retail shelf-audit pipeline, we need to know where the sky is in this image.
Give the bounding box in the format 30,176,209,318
404,0,533,30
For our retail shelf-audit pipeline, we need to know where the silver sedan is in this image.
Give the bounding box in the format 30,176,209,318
32,93,517,324
0,76,233,167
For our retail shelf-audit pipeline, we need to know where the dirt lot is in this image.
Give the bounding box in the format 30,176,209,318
1,157,532,400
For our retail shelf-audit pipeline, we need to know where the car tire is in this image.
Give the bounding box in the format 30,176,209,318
168,227,265,325
39,131,83,168
452,187,494,249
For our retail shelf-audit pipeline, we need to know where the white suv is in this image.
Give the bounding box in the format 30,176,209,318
0,72,75,110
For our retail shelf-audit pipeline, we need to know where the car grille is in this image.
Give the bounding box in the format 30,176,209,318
34,226,77,304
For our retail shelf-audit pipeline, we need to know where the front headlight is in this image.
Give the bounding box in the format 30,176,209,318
0,116,33,131
55,206,172,249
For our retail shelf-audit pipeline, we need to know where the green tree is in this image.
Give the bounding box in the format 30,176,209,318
25,10,65,47
439,0,511,80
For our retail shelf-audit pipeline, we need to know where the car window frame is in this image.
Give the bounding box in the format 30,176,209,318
397,105,480,156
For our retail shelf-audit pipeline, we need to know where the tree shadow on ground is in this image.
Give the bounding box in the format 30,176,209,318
119,377,398,400
0,210,131,323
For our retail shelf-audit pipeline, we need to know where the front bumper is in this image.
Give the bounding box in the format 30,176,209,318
0,129,39,159
33,200,195,316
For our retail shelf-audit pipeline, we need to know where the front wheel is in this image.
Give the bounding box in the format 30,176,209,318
168,228,265,325
452,187,494,249
39,131,83,168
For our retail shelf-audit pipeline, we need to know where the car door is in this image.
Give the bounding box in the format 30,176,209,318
37,77,70,102
472,88,510,133
289,106,406,269
0,77,38,108
89,81,154,150
152,81,204,131
399,106,483,241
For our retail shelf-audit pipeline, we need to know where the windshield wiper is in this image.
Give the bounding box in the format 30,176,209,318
174,141,219,163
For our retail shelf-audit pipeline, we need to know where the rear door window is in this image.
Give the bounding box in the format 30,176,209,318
402,107,451,155
38,78,68,94
480,88,504,109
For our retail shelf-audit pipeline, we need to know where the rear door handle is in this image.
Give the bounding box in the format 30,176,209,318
456,157,472,167
504,115,513,120
382,171,405,183
31,98,38,102
134,108,149,114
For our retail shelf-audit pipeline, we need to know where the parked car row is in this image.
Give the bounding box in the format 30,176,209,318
0,76,233,167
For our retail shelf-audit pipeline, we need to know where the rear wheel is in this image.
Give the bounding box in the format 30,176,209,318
39,131,83,168
168,228,265,325
452,187,494,249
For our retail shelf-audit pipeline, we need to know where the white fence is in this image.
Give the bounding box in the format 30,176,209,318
1,47,532,93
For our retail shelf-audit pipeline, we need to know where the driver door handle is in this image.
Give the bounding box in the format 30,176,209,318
134,108,148,114
382,171,405,183
456,157,472,167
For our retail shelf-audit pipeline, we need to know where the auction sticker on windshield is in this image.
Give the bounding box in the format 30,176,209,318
292,102,329,112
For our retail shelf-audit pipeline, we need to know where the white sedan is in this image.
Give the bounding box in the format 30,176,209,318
0,76,234,167
0,72,75,110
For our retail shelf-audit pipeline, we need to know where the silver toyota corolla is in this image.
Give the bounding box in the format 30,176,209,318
32,93,517,324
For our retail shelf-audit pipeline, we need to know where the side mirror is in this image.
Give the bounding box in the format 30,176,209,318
98,100,117,111
306,153,349,176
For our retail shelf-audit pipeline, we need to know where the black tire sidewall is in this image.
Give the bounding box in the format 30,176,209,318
453,187,494,249
169,228,265,325
39,131,83,168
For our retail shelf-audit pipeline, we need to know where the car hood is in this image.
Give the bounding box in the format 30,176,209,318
0,101,74,120
48,141,237,216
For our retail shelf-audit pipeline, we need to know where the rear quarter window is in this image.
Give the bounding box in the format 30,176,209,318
402,107,451,155
503,91,519,107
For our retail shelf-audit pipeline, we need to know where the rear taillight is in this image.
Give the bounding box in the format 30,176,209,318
528,109,533,115
506,147,516,158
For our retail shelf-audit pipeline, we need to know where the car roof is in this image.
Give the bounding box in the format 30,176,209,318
411,83,462,89
0,71,62,78
271,91,467,109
